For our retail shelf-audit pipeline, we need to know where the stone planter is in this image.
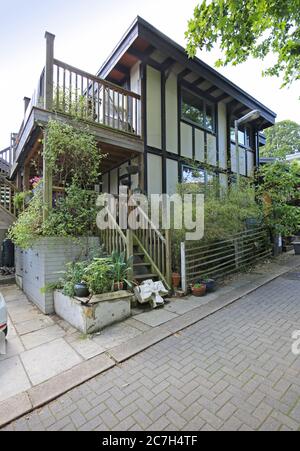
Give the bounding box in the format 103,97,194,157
54,290,132,334
15,236,100,314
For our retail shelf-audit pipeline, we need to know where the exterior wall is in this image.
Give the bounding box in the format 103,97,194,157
218,102,228,170
16,237,100,314
147,153,162,195
100,63,259,198
166,159,178,195
146,66,162,149
165,72,178,154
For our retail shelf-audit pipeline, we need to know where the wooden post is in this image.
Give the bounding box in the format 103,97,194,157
165,228,172,288
126,229,134,279
180,241,187,293
43,32,55,220
23,163,30,191
43,131,53,220
44,32,55,110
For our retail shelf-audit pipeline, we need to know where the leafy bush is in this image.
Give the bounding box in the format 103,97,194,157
257,160,300,236
8,190,44,249
42,182,98,237
83,258,114,295
60,260,90,297
9,183,99,249
171,178,263,271
44,119,102,188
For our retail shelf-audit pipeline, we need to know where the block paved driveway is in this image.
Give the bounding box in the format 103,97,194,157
3,274,300,431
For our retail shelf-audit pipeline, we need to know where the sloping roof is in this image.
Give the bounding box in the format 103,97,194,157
98,16,276,128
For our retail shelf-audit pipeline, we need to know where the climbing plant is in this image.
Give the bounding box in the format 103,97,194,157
44,119,103,188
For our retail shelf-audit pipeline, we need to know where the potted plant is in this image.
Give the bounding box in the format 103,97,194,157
197,275,217,293
74,281,90,298
172,272,181,289
191,283,206,297
111,251,133,291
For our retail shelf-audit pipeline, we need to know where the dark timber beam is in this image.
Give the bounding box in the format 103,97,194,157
127,45,156,62
193,76,206,86
115,63,131,76
215,93,231,102
178,68,192,80
205,85,219,95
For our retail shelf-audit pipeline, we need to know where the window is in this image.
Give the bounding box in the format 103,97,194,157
230,124,251,147
182,166,217,190
181,88,215,131
182,166,205,185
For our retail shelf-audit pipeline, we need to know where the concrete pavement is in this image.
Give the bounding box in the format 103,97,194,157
2,264,300,431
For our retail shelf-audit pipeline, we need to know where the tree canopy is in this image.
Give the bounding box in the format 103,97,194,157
186,0,300,87
260,120,300,159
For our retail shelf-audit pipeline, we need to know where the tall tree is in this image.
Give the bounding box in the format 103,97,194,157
261,120,300,158
186,0,300,87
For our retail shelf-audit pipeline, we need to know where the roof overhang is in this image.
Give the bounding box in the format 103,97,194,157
98,17,276,129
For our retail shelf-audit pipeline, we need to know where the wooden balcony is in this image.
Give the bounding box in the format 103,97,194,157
11,32,143,176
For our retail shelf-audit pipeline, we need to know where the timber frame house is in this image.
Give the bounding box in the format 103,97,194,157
0,17,276,287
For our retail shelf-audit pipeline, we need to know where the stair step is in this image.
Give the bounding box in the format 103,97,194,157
133,273,158,281
133,262,151,267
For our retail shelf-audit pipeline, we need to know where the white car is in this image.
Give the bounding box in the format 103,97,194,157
0,293,7,337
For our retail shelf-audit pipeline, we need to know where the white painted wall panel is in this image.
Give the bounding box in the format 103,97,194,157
195,128,205,162
247,151,255,177
166,159,178,195
130,62,141,136
146,66,162,149
180,122,193,159
219,173,228,193
102,173,109,193
207,134,217,166
230,144,247,175
165,72,178,154
110,168,118,195
147,154,162,195
218,102,227,169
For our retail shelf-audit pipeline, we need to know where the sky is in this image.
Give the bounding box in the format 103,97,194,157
0,0,299,150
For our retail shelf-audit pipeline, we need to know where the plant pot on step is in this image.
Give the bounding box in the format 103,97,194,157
201,279,217,293
191,284,206,297
74,282,90,298
172,272,181,289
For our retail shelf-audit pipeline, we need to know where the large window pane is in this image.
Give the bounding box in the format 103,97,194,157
181,89,204,126
205,103,214,130
182,167,205,184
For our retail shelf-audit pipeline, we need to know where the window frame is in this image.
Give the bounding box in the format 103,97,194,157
180,86,216,133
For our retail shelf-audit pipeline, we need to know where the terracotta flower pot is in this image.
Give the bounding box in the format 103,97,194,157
172,272,181,289
191,285,206,297
114,282,124,291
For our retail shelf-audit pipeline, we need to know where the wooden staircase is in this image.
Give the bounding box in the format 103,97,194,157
0,175,18,229
100,205,172,289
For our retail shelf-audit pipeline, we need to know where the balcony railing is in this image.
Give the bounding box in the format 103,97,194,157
52,59,141,136
11,33,142,167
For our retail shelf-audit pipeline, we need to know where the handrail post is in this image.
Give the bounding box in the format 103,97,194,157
44,32,55,110
126,228,134,279
165,228,172,288
181,241,187,293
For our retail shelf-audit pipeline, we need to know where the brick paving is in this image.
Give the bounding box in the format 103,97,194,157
3,274,300,431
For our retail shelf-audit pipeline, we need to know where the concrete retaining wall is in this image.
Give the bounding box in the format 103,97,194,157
15,237,100,314
54,290,131,334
